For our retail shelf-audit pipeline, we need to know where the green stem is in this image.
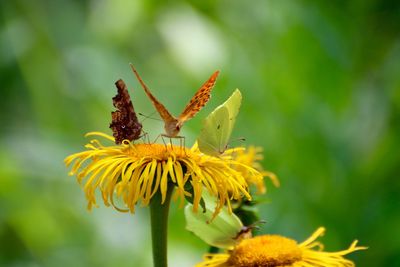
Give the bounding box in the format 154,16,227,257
150,185,174,267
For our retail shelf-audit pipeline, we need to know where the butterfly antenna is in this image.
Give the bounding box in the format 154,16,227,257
234,137,246,142
236,220,266,240
246,220,266,232
138,112,162,122
227,137,246,148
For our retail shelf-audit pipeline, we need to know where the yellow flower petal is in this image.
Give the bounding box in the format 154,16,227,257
65,132,265,217
196,227,367,267
225,146,279,194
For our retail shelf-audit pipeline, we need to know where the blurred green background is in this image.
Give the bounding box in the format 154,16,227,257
1,1,399,266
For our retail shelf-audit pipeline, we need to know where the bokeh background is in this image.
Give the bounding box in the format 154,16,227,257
1,1,399,266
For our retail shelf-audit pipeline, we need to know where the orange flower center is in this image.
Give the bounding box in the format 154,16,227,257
123,143,191,159
228,235,302,267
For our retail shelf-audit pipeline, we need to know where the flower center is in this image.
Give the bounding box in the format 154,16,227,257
124,143,191,159
228,235,302,267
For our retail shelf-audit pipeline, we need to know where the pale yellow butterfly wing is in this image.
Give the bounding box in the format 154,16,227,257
197,89,242,156
185,191,243,249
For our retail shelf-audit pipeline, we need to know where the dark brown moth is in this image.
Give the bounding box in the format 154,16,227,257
110,79,143,144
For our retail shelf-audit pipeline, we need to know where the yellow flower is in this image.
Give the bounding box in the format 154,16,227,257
225,146,279,194
196,227,367,267
65,132,264,216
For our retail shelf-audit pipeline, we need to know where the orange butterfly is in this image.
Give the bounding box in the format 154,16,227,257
130,64,219,138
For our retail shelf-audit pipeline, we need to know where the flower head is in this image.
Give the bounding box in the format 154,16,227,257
225,146,279,194
65,132,264,216
196,227,367,267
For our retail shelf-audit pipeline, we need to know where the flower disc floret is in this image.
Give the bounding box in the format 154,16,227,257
196,227,367,267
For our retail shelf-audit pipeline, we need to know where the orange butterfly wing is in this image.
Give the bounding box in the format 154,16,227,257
178,70,220,123
130,64,176,124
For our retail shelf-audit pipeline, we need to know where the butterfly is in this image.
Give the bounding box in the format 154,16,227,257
197,89,242,156
130,64,219,138
184,191,253,249
109,79,143,144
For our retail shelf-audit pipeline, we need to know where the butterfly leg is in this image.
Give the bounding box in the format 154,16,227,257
153,134,161,144
174,135,186,155
140,131,150,144
146,133,151,144
161,134,176,150
182,137,187,155
159,135,169,150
